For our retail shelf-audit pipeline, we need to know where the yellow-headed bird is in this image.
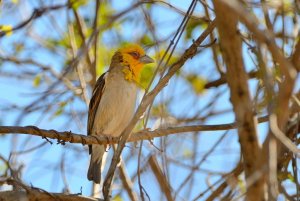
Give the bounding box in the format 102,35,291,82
87,44,154,184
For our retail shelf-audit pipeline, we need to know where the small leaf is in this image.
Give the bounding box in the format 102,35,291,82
186,74,206,94
33,74,41,87
151,103,170,117
139,64,155,89
0,25,13,36
70,0,88,10
183,148,192,158
54,108,63,117
53,101,68,118
287,173,295,182
155,49,179,67
98,3,115,27
237,176,246,193
140,34,153,46
278,171,294,182
13,42,24,53
185,19,208,40
113,195,123,201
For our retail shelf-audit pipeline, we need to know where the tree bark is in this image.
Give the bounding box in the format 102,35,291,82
213,1,266,201
0,190,102,201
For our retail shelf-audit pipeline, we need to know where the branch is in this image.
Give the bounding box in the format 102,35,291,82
118,160,139,201
192,162,243,201
213,1,265,200
204,71,258,89
0,116,268,145
148,155,173,201
0,191,100,201
220,0,297,130
291,35,300,71
0,122,241,145
0,4,68,37
0,178,101,201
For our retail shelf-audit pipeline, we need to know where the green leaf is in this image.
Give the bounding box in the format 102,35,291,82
70,0,88,10
96,44,114,76
140,34,153,46
151,103,170,117
0,25,13,36
155,49,180,68
53,101,68,118
185,19,208,40
186,74,206,94
278,171,294,182
33,74,41,87
0,163,7,174
13,42,24,53
98,3,115,27
183,148,192,158
139,64,155,89
113,195,123,201
287,173,295,182
237,176,246,193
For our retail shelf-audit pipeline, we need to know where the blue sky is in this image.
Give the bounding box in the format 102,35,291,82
0,0,298,200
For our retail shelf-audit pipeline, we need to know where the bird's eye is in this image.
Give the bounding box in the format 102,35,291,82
129,51,140,59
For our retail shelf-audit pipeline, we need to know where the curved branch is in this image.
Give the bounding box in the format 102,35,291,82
0,4,68,37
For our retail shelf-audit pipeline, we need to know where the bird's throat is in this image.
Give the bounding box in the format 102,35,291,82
122,63,143,83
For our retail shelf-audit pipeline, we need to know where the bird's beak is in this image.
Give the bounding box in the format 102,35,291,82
139,55,154,64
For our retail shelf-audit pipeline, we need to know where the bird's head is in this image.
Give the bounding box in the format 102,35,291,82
111,44,154,82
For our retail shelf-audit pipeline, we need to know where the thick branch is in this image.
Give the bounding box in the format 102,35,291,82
148,155,173,201
213,1,265,201
220,0,297,130
118,161,138,201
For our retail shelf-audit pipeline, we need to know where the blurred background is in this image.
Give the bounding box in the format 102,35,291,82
0,0,299,200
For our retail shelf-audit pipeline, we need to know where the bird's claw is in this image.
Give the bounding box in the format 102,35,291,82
104,135,113,152
95,132,113,151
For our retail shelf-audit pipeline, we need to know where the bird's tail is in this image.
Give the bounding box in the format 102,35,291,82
87,145,105,184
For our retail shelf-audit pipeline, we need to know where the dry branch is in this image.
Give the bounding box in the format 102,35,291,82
118,160,139,201
0,178,101,201
213,1,265,200
0,4,68,37
0,191,101,201
0,121,241,145
0,118,268,145
148,155,173,201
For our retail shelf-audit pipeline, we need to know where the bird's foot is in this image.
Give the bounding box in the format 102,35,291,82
104,135,113,151
94,132,113,151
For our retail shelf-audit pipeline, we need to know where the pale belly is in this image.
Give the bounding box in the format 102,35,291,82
92,78,137,137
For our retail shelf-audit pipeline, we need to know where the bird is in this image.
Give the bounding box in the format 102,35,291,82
87,44,154,184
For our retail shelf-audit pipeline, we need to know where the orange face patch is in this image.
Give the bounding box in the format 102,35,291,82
119,44,145,59
117,44,147,82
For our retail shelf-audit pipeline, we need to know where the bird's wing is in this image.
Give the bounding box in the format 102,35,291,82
87,72,107,154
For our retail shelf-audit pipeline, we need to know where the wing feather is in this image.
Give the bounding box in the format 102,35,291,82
87,72,106,154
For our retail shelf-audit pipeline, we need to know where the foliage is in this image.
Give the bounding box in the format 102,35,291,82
0,0,299,201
